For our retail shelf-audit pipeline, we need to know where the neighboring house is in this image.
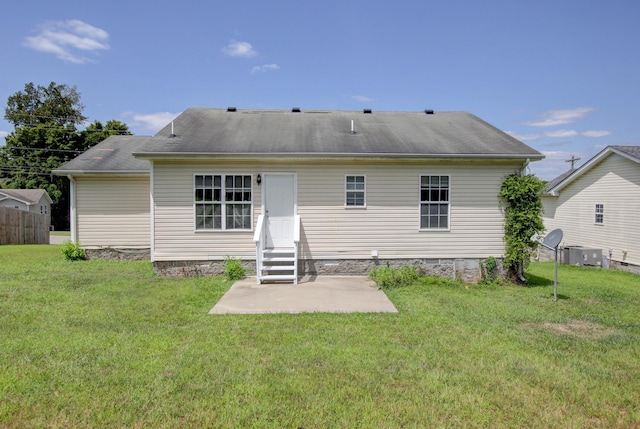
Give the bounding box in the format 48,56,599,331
0,188,53,225
542,145,640,272
55,108,543,282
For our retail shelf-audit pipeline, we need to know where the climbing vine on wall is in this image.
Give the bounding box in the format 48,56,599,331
499,173,546,282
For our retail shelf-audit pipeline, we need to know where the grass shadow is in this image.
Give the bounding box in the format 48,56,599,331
524,273,553,287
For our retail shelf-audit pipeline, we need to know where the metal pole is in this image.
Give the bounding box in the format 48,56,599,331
554,247,558,302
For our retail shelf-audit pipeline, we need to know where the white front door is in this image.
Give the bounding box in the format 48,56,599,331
264,173,296,248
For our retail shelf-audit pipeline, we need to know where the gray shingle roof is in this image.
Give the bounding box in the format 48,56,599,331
54,135,151,173
0,189,52,204
545,168,576,192
611,145,640,161
135,108,542,158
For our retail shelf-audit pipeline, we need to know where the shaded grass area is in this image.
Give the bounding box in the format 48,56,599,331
1,246,639,428
49,231,70,237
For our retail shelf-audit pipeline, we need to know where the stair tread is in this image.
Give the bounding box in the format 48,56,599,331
261,266,295,271
260,274,297,280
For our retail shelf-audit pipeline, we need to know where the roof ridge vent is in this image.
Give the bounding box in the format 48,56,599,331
227,107,237,112
363,108,372,114
425,109,434,114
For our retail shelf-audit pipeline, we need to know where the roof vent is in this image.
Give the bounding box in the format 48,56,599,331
227,107,237,112
292,107,301,113
363,108,372,114
425,109,434,114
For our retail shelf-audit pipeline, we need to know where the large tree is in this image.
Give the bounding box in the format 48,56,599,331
1,82,131,230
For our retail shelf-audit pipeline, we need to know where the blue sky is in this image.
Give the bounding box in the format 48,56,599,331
1,0,638,180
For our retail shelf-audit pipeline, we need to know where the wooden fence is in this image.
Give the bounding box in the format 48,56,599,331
0,206,50,245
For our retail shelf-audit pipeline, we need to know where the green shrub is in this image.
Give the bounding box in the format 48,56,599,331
369,265,420,289
224,256,245,281
60,240,86,261
481,256,498,284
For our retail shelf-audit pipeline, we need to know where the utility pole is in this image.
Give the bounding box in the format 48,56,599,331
565,155,581,169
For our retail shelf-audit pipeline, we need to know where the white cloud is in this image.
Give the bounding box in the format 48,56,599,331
351,95,374,102
526,107,593,127
124,112,181,133
251,64,280,73
544,129,578,138
24,19,110,63
222,40,257,58
582,130,611,138
505,131,542,141
506,128,610,141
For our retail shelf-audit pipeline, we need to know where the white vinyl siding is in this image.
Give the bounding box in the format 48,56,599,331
75,176,150,248
543,154,640,266
0,200,27,211
152,161,516,261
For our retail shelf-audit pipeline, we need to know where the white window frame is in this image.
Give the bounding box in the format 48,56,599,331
594,203,604,225
194,174,253,231
419,174,450,231
345,175,366,208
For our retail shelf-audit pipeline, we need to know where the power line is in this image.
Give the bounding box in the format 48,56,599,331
0,146,84,154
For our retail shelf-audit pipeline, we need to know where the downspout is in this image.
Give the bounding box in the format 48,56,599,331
521,158,531,176
67,174,77,243
149,162,155,261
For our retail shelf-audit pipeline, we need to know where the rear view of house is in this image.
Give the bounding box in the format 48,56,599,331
55,108,543,282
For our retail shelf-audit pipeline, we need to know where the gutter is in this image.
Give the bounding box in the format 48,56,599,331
53,170,149,176
67,175,77,244
132,152,545,162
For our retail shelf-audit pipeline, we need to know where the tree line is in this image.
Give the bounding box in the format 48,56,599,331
1,82,131,230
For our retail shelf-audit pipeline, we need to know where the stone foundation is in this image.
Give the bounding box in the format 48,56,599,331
154,260,257,277
85,247,150,261
609,260,640,276
153,257,494,283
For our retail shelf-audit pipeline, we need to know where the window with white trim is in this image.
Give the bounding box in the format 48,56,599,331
345,175,366,207
420,175,449,229
595,203,604,224
194,174,252,230
40,205,48,215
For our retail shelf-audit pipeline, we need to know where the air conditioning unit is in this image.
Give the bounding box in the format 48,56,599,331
562,246,602,267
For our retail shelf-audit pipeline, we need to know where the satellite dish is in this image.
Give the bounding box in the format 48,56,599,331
542,228,563,249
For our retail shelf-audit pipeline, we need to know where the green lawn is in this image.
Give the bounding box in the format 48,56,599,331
49,231,70,236
1,245,638,428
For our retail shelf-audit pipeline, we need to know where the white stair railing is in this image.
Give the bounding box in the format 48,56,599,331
253,214,265,284
253,214,300,284
293,215,300,284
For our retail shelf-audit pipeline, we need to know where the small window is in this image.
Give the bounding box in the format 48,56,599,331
420,175,450,229
345,175,366,207
195,174,252,230
595,204,604,224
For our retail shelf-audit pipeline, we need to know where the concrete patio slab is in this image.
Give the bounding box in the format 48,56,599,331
209,276,398,314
